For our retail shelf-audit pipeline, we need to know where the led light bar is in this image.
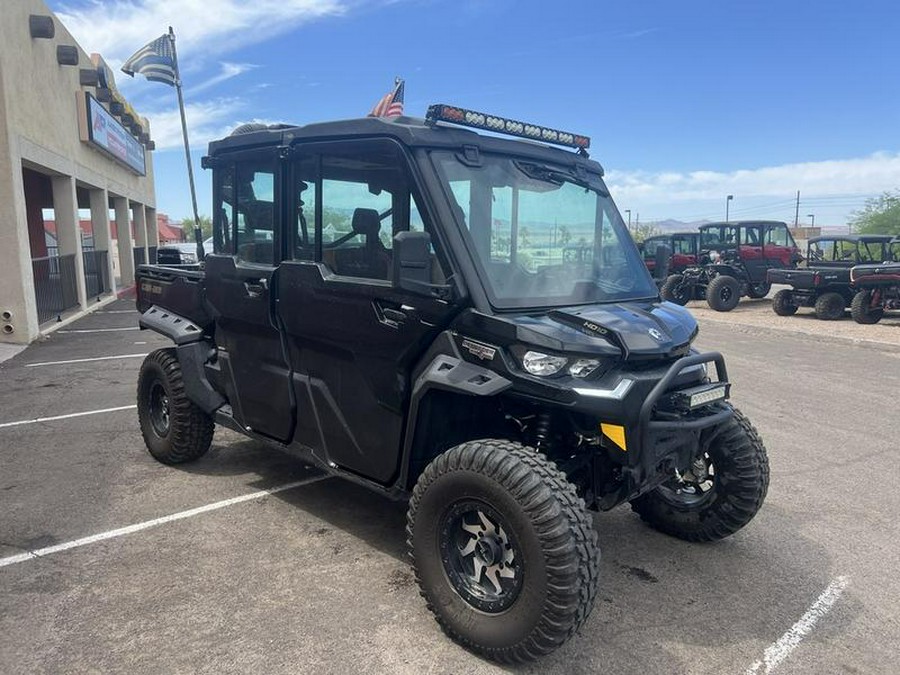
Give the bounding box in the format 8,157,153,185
426,104,591,151
668,383,730,412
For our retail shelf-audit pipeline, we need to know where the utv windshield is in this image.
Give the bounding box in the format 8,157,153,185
432,152,656,309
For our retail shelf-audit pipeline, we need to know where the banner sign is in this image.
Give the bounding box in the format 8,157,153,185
83,93,146,175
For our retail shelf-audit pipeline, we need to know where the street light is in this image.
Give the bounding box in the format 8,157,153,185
725,194,734,222
807,213,815,227
624,209,632,231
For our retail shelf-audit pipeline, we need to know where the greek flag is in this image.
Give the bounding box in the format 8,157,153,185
121,34,177,86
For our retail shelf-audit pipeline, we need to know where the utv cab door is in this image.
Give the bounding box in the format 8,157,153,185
275,140,457,485
203,152,294,442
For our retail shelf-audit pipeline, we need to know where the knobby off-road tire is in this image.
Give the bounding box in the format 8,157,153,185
706,275,742,312
407,440,600,663
660,274,691,306
630,407,769,542
814,291,846,321
137,348,214,464
772,289,798,316
851,289,883,324
747,282,771,299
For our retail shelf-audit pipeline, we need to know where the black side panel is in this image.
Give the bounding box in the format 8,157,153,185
277,261,453,484
204,255,293,441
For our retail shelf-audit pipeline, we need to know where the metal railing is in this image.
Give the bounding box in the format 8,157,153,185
83,249,110,300
32,254,79,324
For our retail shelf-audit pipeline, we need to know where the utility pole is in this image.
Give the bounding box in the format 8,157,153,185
794,190,800,227
807,214,815,227
625,209,632,231
726,194,734,222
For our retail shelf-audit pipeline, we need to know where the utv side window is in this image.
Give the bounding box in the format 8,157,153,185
291,140,446,283
234,161,276,266
765,226,789,247
214,164,235,255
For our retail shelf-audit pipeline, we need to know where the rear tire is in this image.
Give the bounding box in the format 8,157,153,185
407,440,600,663
660,274,691,306
772,289,798,316
814,292,846,320
706,275,741,312
851,289,883,324
137,348,214,464
631,407,769,542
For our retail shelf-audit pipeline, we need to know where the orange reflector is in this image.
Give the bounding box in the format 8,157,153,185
600,423,627,452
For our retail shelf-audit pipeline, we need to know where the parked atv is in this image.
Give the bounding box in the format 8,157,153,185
641,232,701,277
849,237,900,324
660,221,800,311
133,105,770,663
767,235,895,320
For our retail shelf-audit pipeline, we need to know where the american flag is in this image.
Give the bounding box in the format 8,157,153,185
369,78,404,117
121,33,177,87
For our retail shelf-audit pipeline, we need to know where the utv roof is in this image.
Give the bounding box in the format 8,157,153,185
700,220,789,229
645,232,699,239
205,116,605,175
807,234,895,244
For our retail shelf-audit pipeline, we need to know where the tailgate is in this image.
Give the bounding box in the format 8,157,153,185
135,265,212,328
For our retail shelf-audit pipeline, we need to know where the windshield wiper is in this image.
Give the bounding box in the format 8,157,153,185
514,161,607,195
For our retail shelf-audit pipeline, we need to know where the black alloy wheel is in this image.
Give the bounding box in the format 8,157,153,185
148,381,171,437
439,501,524,613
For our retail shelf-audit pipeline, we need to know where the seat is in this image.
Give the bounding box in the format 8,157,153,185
332,208,391,279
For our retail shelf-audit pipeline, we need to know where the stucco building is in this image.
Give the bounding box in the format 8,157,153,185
0,0,158,344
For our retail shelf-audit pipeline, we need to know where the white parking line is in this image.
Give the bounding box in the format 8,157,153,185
0,405,137,429
0,476,328,568
57,327,139,333
745,575,850,674
97,310,135,314
24,353,148,368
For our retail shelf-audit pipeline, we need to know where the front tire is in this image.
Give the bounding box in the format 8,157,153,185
630,407,769,542
407,440,600,663
137,348,214,464
814,292,846,320
772,289,798,316
660,274,691,306
851,289,883,324
706,275,742,312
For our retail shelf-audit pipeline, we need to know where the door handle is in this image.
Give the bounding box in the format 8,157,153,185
382,308,407,323
244,278,268,297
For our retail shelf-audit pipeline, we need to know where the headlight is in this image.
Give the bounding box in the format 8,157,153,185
522,351,567,376
568,358,601,378
181,253,197,263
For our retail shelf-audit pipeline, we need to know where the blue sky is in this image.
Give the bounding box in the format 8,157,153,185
50,0,900,228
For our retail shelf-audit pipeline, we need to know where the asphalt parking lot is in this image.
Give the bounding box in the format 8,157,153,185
1,299,898,674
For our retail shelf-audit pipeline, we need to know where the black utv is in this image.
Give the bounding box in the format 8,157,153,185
768,235,895,319
660,221,800,311
849,237,900,324
134,105,769,663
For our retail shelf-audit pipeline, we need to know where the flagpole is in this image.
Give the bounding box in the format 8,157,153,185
167,26,204,260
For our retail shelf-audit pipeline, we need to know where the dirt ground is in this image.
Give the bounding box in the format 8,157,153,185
684,286,900,350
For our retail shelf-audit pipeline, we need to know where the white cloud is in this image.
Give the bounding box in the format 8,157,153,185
607,152,900,203
144,98,248,150
188,62,257,95
54,0,346,65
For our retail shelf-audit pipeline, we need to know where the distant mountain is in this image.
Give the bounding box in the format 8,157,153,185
644,219,712,233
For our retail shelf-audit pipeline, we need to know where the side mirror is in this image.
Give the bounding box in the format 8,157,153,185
393,231,452,299
653,244,671,280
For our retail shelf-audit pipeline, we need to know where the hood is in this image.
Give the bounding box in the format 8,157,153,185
505,300,697,359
